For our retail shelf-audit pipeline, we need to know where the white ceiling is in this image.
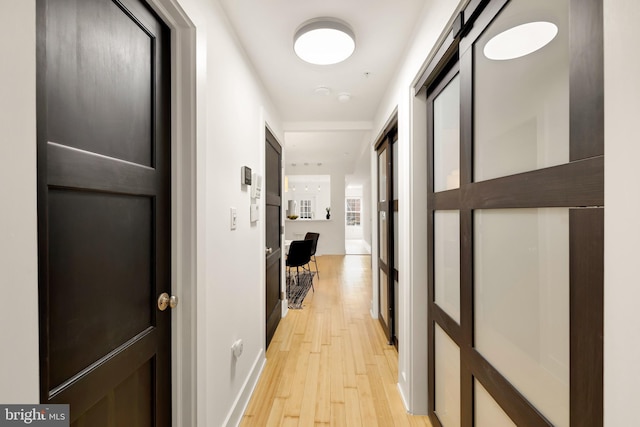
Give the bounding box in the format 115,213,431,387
284,130,370,168
218,0,428,122
217,0,429,171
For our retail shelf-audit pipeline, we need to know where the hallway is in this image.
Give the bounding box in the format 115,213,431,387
241,255,431,426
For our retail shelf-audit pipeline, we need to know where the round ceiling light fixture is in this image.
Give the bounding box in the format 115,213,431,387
483,21,558,61
337,92,351,103
294,18,355,65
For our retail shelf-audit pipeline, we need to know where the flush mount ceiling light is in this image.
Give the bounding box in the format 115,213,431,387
337,92,351,103
314,86,331,95
484,21,558,60
294,18,355,65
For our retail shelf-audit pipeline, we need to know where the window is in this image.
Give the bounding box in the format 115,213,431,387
345,198,361,226
299,199,312,219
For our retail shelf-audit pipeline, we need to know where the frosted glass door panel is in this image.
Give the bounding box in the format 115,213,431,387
394,211,399,271
379,211,388,264
474,208,569,427
433,74,460,192
474,0,569,181
434,211,460,323
435,325,460,427
393,141,398,196
380,269,388,324
379,149,387,202
475,380,516,427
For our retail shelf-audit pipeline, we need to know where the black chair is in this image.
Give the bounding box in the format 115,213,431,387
304,232,320,278
286,239,314,292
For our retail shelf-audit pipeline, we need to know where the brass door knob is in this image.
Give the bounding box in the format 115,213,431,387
157,293,178,311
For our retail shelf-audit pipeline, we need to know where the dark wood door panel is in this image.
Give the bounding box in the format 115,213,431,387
69,357,154,427
51,330,156,418
46,0,159,167
38,0,171,424
47,142,157,195
48,189,154,388
265,129,282,348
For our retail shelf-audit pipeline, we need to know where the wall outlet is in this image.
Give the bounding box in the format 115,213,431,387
230,207,237,230
231,339,243,358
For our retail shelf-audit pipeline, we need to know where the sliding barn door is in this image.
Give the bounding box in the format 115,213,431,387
424,0,603,426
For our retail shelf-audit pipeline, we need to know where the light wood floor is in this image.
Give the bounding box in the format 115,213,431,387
240,255,432,427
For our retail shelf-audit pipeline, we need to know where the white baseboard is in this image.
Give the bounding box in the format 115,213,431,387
397,382,410,413
224,349,267,427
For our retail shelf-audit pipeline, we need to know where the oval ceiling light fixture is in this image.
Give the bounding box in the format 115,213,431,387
294,17,355,65
483,21,558,60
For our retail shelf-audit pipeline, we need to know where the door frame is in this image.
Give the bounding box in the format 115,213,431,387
375,119,399,346
134,1,198,425
265,126,283,348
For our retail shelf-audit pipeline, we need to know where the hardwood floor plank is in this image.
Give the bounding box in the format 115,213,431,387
356,373,379,426
276,334,303,399
330,336,346,403
315,345,331,423
283,341,312,417
330,402,347,427
366,363,396,426
298,352,321,426
344,387,363,427
265,397,286,427
240,255,432,427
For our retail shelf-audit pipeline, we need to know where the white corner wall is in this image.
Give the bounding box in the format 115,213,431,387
603,1,640,425
283,163,347,255
175,0,283,425
369,0,464,415
0,0,39,404
0,0,283,425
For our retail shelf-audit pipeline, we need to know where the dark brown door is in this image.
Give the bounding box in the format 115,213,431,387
265,129,282,347
422,1,603,426
376,124,397,346
37,0,171,425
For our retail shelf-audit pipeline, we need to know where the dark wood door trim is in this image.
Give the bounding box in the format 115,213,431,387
265,127,282,348
375,119,398,346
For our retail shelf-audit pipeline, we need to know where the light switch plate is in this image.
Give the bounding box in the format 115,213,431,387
230,207,237,230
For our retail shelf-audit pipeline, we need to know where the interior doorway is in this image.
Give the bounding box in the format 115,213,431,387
345,185,370,255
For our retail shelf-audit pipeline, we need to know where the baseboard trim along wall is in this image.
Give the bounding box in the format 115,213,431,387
224,350,267,427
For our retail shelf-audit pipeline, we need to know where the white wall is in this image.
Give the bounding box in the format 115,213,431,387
0,0,39,404
0,1,283,426
349,132,374,248
369,0,464,414
603,1,640,425
176,0,283,425
4,0,639,425
285,175,331,219
284,163,347,255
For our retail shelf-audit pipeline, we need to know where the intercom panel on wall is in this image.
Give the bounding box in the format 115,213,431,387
241,166,252,185
251,173,262,199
